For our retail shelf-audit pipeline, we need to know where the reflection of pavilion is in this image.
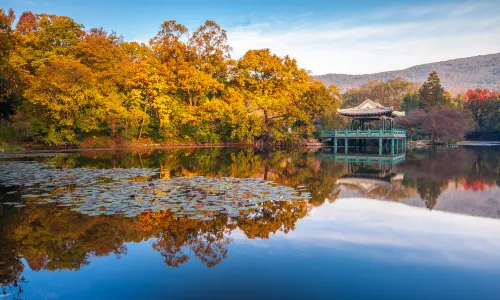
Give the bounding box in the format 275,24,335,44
323,152,406,196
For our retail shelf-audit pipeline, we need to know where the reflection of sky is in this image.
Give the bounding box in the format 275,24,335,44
232,198,500,270
16,198,500,299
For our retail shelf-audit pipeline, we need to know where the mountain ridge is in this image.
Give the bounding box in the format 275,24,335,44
315,53,500,93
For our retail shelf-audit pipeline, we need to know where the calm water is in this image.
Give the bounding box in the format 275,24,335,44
1,146,499,299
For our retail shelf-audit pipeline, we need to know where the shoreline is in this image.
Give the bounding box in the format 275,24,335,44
1,140,498,154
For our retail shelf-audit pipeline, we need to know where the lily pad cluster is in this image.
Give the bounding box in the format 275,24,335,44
0,161,310,219
0,152,70,159
0,161,158,189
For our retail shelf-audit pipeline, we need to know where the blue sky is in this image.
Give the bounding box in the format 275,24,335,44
4,0,500,74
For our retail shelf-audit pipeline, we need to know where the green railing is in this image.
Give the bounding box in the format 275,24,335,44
321,129,406,138
321,153,406,164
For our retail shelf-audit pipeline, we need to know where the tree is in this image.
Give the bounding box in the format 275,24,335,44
418,71,447,110
0,8,20,120
400,91,420,113
151,20,223,108
25,56,103,145
188,20,231,80
15,12,83,72
407,107,473,144
463,88,500,131
1,9,342,145
234,49,309,140
150,20,189,66
300,81,342,133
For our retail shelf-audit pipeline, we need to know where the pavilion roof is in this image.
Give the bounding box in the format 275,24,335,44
337,99,392,117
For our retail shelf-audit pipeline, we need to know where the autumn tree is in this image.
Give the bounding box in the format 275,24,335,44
0,8,20,120
1,9,349,145
151,20,223,108
300,80,342,133
15,12,83,72
407,107,473,144
25,56,103,145
463,88,500,131
234,49,309,140
188,20,232,80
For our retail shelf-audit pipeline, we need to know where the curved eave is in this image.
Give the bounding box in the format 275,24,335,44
337,111,393,117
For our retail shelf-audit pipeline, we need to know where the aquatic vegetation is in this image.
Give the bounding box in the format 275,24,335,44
0,161,310,219
0,152,70,159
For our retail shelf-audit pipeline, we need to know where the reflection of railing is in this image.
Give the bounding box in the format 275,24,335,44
321,153,406,165
321,129,406,138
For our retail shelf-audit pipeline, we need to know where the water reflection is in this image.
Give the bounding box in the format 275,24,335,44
288,198,500,269
0,146,499,298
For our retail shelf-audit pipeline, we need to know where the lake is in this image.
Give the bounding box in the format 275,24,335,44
1,146,499,299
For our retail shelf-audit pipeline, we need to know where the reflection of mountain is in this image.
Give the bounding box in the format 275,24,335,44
423,184,500,219
331,148,500,218
298,198,500,269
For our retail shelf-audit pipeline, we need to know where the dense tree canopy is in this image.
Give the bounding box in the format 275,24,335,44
0,9,341,146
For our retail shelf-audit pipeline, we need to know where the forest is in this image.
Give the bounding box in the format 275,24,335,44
0,8,341,147
0,8,498,148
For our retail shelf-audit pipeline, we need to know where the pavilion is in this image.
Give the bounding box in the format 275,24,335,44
321,99,406,155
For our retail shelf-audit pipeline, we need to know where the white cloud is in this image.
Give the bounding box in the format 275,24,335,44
231,198,500,270
226,2,500,75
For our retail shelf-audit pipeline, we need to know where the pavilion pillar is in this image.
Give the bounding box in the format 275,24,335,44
344,139,348,154
334,138,337,154
379,138,382,155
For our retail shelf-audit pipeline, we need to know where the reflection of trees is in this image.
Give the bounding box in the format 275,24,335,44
0,207,25,298
0,195,309,288
401,147,500,209
137,211,233,268
3,145,498,291
415,179,447,210
257,152,344,206
237,201,309,239
462,148,499,190
50,148,344,206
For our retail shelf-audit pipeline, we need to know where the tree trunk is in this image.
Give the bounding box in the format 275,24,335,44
137,117,145,142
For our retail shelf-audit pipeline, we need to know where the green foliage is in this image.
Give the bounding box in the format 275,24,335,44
418,71,448,110
400,92,420,113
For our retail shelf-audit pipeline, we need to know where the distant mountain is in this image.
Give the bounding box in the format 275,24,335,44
315,53,500,94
